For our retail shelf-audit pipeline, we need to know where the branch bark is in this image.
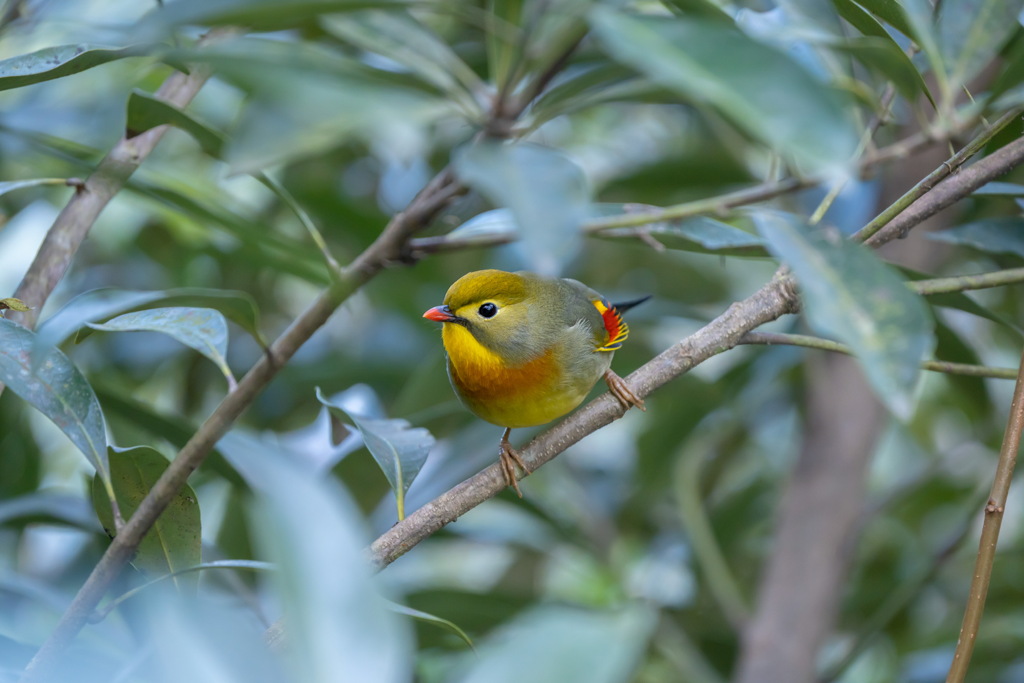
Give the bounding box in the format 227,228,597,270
19,171,462,682
945,345,1024,683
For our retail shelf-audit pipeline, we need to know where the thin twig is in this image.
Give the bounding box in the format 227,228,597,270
740,332,1017,379
945,346,1024,683
18,170,462,682
910,268,1024,295
864,115,1024,248
368,127,1024,570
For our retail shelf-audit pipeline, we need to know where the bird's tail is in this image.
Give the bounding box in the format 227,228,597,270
612,295,652,315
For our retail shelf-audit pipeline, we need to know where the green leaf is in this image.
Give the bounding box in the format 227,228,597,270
317,388,434,521
0,492,98,530
219,431,412,683
850,0,916,38
455,142,589,276
827,37,933,104
324,10,486,110
593,207,767,256
0,318,112,500
0,297,30,313
928,217,1024,258
37,287,265,349
974,182,1024,196
172,38,450,174
590,10,858,175
125,90,226,158
457,604,656,683
900,267,1023,337
138,0,394,34
938,0,1024,91
0,178,76,199
896,0,947,95
90,446,201,590
756,212,935,418
86,308,235,388
386,601,474,649
0,44,151,92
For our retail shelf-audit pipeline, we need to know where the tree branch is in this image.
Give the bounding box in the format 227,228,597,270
368,130,1024,570
19,169,463,682
945,345,1024,683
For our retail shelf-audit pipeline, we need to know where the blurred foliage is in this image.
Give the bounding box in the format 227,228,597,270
0,0,1023,681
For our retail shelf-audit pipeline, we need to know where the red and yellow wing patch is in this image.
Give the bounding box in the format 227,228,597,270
593,299,629,352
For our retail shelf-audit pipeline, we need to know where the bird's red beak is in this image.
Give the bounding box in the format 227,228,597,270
423,305,457,322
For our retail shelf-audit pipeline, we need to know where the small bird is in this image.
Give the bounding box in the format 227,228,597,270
423,269,648,496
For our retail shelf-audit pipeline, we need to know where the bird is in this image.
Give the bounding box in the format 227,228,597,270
423,269,648,496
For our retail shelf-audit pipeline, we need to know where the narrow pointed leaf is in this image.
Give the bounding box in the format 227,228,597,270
86,307,234,386
324,10,486,107
455,142,589,276
927,217,1024,258
756,212,934,418
386,601,474,649
0,44,151,91
590,10,858,175
0,178,74,199
316,388,434,521
126,90,226,158
0,318,111,492
938,0,1024,91
90,446,201,591
896,0,947,93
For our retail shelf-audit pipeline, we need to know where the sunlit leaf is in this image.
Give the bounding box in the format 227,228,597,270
0,44,151,91
0,297,30,313
455,142,589,276
87,307,235,388
317,388,434,521
590,9,859,175
756,211,934,418
928,217,1024,258
0,318,112,499
90,446,201,590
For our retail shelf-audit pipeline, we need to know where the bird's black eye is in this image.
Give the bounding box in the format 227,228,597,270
478,302,498,318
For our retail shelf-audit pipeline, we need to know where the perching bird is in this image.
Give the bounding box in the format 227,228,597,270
423,269,648,496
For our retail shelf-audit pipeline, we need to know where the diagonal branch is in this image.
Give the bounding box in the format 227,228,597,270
368,129,1024,570
19,170,463,682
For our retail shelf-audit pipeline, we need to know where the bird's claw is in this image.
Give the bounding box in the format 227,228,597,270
604,369,646,411
498,437,530,498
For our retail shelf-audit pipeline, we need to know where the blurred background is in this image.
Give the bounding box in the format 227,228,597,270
1,0,1024,681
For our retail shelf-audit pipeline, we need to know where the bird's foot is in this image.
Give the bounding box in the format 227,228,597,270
604,369,646,411
498,430,530,498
